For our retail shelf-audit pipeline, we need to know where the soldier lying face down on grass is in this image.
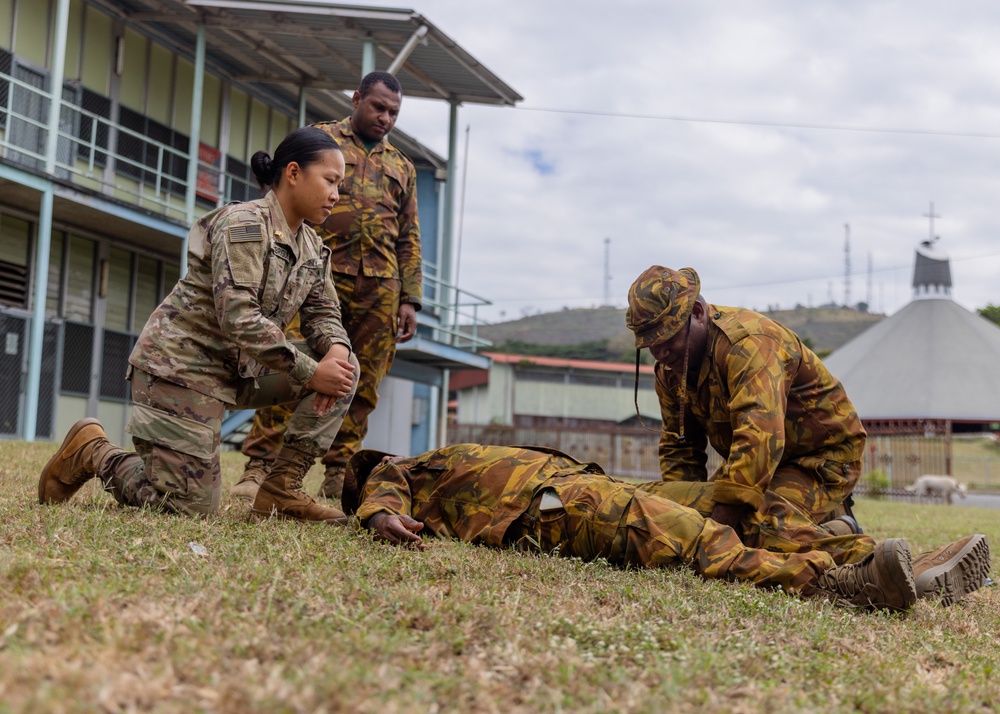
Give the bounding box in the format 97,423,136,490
342,444,991,612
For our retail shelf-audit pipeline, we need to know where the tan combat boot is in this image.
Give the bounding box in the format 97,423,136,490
231,457,271,501
317,465,346,499
38,418,118,504
811,538,917,611
913,534,991,606
251,448,349,524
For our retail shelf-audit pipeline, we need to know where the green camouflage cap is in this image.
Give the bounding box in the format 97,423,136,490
626,266,701,349
342,448,396,515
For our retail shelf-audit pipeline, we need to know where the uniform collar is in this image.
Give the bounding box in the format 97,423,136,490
263,190,300,258
338,116,389,153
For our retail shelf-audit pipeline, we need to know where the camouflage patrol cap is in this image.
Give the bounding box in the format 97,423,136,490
342,449,396,515
625,266,701,349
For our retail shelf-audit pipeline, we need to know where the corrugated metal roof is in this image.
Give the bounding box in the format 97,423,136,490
100,0,522,105
487,352,657,375
90,0,521,169
824,298,1000,422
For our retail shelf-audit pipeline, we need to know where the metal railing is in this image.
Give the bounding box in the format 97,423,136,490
418,270,493,351
0,68,255,219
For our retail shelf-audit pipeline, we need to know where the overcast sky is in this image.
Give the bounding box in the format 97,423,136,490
363,0,1000,323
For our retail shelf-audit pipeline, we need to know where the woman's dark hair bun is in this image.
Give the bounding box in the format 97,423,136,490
250,150,276,190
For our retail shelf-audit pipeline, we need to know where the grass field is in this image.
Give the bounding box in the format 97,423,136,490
2,439,998,714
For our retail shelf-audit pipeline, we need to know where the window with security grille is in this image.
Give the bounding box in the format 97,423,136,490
226,155,257,203
100,329,135,400
116,106,190,195
0,49,11,129
60,321,94,395
35,322,58,439
75,87,112,167
7,61,48,170
0,214,31,308
0,313,25,436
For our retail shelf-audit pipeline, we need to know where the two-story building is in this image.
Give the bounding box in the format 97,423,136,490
0,0,521,455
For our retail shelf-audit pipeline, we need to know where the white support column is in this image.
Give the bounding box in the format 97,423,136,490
23,0,71,440
439,100,459,337
362,40,375,75
181,21,207,276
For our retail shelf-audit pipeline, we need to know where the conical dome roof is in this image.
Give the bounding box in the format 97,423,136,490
825,244,1000,422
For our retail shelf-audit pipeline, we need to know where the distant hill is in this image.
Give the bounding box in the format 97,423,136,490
477,305,883,361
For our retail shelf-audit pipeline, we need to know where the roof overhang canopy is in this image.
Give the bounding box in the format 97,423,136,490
98,0,522,104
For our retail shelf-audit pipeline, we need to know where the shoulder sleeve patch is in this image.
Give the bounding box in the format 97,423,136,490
228,224,264,242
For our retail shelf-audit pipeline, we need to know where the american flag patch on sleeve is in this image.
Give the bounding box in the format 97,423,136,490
228,224,264,242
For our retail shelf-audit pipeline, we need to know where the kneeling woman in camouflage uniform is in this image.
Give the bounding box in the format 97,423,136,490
39,127,358,523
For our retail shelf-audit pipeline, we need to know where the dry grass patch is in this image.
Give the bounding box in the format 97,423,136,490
1,440,998,713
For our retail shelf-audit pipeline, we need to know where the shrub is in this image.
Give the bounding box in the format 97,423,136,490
863,468,890,499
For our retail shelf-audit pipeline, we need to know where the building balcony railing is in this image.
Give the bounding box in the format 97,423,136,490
1,64,494,353
0,66,256,221
418,270,493,352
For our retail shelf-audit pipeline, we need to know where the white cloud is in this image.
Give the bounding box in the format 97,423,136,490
370,0,1000,322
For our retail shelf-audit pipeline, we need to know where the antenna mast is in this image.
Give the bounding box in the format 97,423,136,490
843,223,851,308
603,237,612,305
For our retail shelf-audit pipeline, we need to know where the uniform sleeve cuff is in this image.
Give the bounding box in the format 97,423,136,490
289,351,318,386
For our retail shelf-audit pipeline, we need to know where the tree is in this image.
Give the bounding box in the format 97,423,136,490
978,304,1000,327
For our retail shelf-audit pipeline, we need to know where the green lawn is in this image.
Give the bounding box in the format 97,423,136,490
2,440,997,713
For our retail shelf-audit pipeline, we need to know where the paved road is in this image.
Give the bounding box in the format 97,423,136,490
955,493,1000,510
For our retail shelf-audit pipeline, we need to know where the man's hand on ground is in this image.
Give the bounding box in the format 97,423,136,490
367,513,425,550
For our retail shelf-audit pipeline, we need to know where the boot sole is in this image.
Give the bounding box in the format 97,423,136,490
249,507,350,525
915,534,991,606
877,538,918,611
38,417,103,504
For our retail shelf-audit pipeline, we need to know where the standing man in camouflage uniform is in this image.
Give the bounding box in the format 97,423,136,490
625,265,866,538
342,444,991,610
235,70,421,501
38,128,358,523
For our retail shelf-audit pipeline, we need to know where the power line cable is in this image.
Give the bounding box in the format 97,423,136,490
516,105,1000,140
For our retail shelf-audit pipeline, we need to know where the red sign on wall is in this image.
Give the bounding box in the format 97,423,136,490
196,143,222,202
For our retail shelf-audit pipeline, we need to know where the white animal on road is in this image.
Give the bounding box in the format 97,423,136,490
905,475,968,504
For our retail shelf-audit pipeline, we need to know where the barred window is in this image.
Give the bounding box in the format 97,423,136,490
0,48,11,129
116,106,189,194
76,88,112,166
61,321,94,395
162,263,180,299
100,329,135,400
568,373,620,387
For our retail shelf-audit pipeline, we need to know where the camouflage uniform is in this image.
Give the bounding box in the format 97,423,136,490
104,191,357,516
349,445,874,594
243,116,421,475
655,304,866,523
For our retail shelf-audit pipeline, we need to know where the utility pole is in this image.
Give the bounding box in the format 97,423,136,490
843,223,851,308
867,252,873,310
603,237,612,305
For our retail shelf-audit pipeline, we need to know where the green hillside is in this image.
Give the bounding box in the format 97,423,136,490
478,305,883,361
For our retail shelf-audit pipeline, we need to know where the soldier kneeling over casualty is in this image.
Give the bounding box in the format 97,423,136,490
38,127,359,524
344,444,991,612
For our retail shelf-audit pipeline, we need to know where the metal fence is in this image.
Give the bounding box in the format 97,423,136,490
446,424,1000,492
445,423,722,480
